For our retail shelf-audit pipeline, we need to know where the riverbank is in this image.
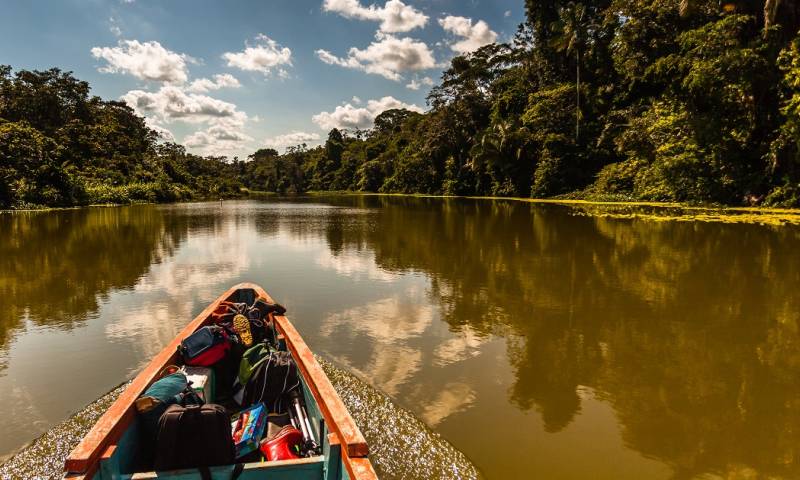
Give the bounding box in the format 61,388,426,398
6,191,800,226
301,191,800,226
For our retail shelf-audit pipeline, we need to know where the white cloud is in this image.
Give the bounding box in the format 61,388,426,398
406,76,434,90
312,95,423,130
222,34,292,76
91,40,189,83
504,10,511,18
145,119,176,143
263,131,322,151
438,15,497,54
121,85,248,127
186,73,241,93
184,124,254,153
322,0,428,33
108,17,122,37
316,33,435,81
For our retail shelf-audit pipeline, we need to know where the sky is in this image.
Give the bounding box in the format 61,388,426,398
0,0,525,159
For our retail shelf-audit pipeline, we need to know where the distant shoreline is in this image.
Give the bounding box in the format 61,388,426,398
6,192,800,226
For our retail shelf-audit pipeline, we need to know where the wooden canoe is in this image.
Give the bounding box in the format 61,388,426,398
63,283,377,480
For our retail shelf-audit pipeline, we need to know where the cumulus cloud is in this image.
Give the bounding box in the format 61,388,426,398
406,76,434,90
91,40,189,83
121,85,248,127
438,15,497,53
316,33,435,81
144,118,176,143
263,131,322,151
312,96,423,130
222,34,292,76
322,0,428,33
184,124,254,153
186,73,241,93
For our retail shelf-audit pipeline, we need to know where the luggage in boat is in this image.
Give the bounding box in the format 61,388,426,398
180,326,231,367
134,371,203,467
210,301,243,324
153,403,235,472
232,313,254,347
237,342,272,387
240,350,299,410
135,372,202,433
63,284,377,480
250,296,286,317
180,365,215,403
260,425,303,461
264,412,293,439
231,403,268,459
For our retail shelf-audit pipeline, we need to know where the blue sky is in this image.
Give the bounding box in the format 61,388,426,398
0,0,524,158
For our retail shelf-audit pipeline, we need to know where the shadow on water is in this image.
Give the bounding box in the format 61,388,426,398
0,359,479,480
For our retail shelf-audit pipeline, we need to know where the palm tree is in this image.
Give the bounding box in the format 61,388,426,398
552,2,597,142
680,0,799,33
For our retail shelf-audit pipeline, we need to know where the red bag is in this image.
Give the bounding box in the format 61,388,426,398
180,326,231,367
260,425,303,461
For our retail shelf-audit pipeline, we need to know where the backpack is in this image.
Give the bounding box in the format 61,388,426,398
180,326,231,367
153,403,235,472
240,351,299,412
135,372,203,466
237,342,273,388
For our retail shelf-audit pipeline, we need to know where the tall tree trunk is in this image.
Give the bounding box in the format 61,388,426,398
576,49,580,142
764,0,780,29
679,0,694,17
764,0,800,35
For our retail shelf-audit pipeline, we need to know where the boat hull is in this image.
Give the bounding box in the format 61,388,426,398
64,283,376,480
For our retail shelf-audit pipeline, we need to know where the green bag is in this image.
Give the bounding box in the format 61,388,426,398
237,342,272,387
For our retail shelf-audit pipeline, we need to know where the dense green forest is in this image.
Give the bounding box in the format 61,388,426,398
245,1,800,206
0,65,243,209
5,1,800,208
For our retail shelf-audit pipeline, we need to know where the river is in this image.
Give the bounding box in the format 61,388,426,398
1,197,799,479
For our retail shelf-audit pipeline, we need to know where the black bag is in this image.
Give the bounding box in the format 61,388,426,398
136,372,203,467
153,403,235,472
246,298,285,345
240,351,299,412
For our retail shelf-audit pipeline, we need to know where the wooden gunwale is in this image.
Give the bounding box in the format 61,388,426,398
268,309,369,458
64,282,373,479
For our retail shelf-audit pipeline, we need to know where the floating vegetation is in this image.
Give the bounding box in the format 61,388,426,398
559,202,800,227
320,358,480,480
0,384,127,480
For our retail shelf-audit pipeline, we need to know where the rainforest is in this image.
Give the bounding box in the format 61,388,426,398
4,0,800,209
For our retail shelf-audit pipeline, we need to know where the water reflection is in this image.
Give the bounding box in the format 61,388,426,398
0,207,184,351
1,198,799,479
313,196,800,479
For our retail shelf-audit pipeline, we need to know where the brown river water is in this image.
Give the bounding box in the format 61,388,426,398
1,197,799,479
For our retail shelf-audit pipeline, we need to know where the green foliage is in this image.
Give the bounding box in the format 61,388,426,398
9,1,800,208
0,66,242,209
